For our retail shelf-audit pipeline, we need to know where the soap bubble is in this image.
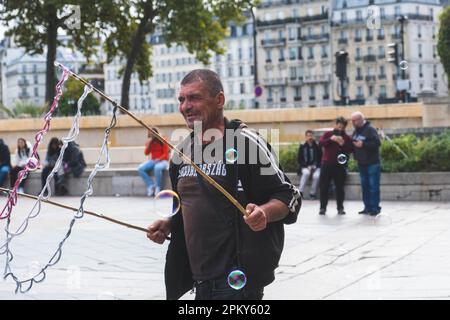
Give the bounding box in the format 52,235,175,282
399,60,408,70
225,148,238,163
153,190,181,218
227,269,247,290
337,153,347,165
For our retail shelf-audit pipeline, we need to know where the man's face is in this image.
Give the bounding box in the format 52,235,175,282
352,115,364,128
305,132,314,143
335,123,345,132
178,81,224,130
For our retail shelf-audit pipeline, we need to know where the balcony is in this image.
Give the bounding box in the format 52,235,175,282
262,77,288,86
350,98,366,105
303,74,331,84
256,12,328,28
365,75,376,82
18,92,30,99
365,36,373,41
355,75,363,81
378,74,387,80
323,94,330,100
354,37,362,42
338,38,348,44
309,96,316,101
261,38,286,47
18,79,30,86
280,97,287,102
294,96,302,101
265,59,272,64
5,69,18,77
301,34,329,42
407,14,433,22
355,56,362,62
288,77,303,85
391,33,401,40
378,54,385,59
377,34,385,40
363,55,376,62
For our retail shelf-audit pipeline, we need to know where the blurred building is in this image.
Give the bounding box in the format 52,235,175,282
255,0,332,108
331,0,448,105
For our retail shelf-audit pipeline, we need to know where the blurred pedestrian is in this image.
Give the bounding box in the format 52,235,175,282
0,139,11,187
41,137,65,195
10,138,33,193
138,128,169,197
351,111,381,216
297,130,322,199
318,117,353,215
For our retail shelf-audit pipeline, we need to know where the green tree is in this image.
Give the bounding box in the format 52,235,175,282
104,0,254,110
0,0,123,107
58,78,100,116
437,6,450,89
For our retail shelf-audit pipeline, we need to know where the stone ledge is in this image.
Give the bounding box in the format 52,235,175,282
4,170,449,201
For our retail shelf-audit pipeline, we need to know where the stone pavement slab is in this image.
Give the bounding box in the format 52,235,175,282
0,195,449,300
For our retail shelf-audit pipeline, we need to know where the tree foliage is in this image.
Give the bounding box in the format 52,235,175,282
437,6,450,89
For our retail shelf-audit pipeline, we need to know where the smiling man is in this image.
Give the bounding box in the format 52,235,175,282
147,69,301,300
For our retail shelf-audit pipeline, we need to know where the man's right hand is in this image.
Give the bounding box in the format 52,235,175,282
147,219,171,244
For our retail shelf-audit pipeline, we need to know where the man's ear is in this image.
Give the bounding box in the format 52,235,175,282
216,91,225,110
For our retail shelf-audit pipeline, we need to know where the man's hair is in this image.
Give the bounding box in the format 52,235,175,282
335,116,348,127
305,130,314,135
180,69,224,97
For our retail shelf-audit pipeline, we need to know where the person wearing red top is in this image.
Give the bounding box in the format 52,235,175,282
318,117,353,215
138,128,169,196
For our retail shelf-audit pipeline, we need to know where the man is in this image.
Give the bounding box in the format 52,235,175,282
297,130,322,199
0,139,11,187
146,69,301,300
351,111,381,216
318,117,353,215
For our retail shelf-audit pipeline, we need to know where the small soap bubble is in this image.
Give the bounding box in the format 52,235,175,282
153,190,181,218
337,153,347,165
225,148,238,163
227,269,247,290
399,60,409,70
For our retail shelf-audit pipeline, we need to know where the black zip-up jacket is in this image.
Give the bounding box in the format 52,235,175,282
297,141,322,173
164,118,302,300
352,121,381,165
0,139,11,168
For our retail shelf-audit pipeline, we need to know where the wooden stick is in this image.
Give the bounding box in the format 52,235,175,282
0,187,149,234
54,61,248,217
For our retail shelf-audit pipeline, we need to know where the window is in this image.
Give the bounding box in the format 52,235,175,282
288,27,296,40
321,45,327,58
416,6,420,15
238,48,242,59
34,87,38,97
279,48,285,61
308,47,314,59
419,64,423,78
321,25,326,36
308,27,313,37
378,46,385,57
433,45,437,58
355,29,362,40
356,10,362,22
289,47,296,60
239,66,243,76
357,86,363,97
240,83,245,94
34,74,38,84
380,8,385,19
290,67,296,79
266,50,272,62
357,67,362,77
295,87,301,100
323,84,329,98
228,67,233,77
280,86,286,101
380,85,386,97
340,12,347,23
298,47,303,59
379,65,385,75
418,44,422,58
395,6,400,16
309,85,315,100
418,25,422,38
356,47,361,59
368,46,373,55
369,85,374,96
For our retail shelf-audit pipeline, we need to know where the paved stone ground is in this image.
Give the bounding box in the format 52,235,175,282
0,195,449,300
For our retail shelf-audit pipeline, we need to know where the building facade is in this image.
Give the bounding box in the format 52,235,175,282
255,0,332,108
331,0,448,105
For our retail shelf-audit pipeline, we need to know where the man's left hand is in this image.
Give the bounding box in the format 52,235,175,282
353,140,363,148
244,203,267,232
